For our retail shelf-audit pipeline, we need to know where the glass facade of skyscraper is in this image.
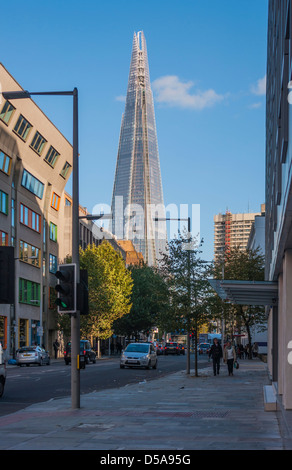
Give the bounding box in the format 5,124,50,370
111,31,166,266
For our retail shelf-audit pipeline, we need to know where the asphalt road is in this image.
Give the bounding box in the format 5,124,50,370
0,353,209,417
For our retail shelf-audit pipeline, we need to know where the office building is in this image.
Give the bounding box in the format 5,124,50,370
266,0,292,410
111,31,166,266
0,63,72,356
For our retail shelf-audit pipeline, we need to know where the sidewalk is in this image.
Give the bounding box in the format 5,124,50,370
0,358,291,450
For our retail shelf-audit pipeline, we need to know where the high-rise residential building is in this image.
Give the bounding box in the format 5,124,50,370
111,31,166,266
213,204,265,260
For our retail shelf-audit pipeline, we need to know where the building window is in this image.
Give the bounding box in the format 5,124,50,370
0,190,8,215
0,230,8,246
19,318,29,348
44,146,59,168
0,316,7,350
13,114,32,141
51,192,60,211
49,222,57,242
30,131,47,156
49,254,57,273
21,169,44,199
60,161,71,179
0,101,15,125
20,203,41,233
11,198,15,227
0,150,12,175
65,197,71,206
19,278,40,306
19,240,40,267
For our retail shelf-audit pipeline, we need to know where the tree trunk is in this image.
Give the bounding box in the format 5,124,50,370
246,323,252,360
194,333,198,376
97,337,101,359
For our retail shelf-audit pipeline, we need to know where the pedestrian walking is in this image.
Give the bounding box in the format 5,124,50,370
244,344,248,359
209,338,223,376
53,339,60,359
252,342,259,357
223,341,236,376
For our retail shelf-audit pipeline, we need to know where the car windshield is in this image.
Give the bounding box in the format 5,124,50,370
18,348,36,353
125,344,149,353
200,344,210,348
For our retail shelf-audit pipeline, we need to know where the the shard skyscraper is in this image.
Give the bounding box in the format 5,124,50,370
111,31,166,266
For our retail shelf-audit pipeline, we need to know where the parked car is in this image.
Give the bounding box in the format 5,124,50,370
120,342,157,369
16,346,50,366
178,344,186,355
198,343,211,355
164,342,180,355
64,340,96,365
156,344,164,355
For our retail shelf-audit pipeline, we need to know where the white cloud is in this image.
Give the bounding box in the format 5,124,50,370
115,95,126,102
152,75,225,110
251,75,266,96
248,102,262,109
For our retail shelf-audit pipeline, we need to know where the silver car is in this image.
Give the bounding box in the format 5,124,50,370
120,343,157,369
16,346,50,366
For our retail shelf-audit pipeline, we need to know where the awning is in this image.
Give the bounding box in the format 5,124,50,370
208,279,278,306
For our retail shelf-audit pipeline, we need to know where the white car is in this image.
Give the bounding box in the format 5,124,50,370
120,343,157,369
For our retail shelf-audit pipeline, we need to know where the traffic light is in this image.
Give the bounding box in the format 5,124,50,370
0,246,14,304
78,269,89,315
55,264,76,313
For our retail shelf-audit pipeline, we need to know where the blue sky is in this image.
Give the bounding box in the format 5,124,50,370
1,0,268,261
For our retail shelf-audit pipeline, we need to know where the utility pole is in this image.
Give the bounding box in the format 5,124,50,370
186,217,191,375
71,88,80,409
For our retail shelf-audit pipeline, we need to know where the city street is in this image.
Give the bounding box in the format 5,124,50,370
0,353,207,417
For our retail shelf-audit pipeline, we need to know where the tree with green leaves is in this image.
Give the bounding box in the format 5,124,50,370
159,230,213,376
57,241,133,354
113,263,169,340
212,247,266,358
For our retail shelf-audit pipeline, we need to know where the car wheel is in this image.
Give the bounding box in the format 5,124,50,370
145,360,151,369
85,356,90,365
120,364,125,369
153,360,157,369
92,358,96,364
65,360,69,365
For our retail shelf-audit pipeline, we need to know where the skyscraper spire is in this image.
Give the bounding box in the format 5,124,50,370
111,31,166,266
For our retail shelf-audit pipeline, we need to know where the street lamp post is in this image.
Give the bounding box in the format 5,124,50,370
3,89,80,409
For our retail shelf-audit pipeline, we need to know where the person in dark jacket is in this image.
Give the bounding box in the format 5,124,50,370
209,338,223,376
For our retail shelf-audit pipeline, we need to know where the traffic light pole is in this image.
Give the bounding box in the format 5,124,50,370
71,88,80,409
